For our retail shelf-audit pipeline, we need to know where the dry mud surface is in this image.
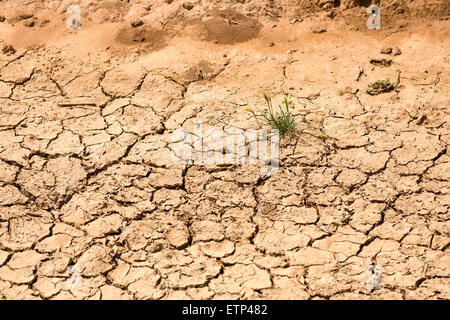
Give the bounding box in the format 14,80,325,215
0,0,449,299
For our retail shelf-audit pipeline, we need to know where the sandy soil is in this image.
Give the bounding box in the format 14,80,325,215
0,0,449,300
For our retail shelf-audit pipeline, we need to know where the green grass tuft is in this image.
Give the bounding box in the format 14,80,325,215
367,78,397,95
246,94,297,137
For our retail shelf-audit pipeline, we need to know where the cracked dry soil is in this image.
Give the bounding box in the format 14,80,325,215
0,0,449,300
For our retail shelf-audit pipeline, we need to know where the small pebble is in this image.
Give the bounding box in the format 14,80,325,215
393,47,402,56
326,11,336,19
2,45,16,55
40,19,50,27
131,19,144,28
23,20,35,27
287,48,297,54
19,14,33,20
380,47,392,54
183,2,194,10
311,26,326,33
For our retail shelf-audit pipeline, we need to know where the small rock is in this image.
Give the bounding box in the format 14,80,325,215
165,0,174,3
18,14,33,21
130,19,144,28
182,2,194,10
0,16,5,23
393,47,402,56
287,48,297,54
2,45,16,56
268,42,275,47
326,10,337,19
39,19,50,27
380,47,392,54
23,20,35,27
370,58,392,67
149,242,164,253
311,25,326,33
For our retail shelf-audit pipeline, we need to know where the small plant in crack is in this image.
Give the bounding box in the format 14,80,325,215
246,94,336,140
366,77,397,95
246,94,297,137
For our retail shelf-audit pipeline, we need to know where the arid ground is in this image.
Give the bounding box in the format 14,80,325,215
0,0,449,300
